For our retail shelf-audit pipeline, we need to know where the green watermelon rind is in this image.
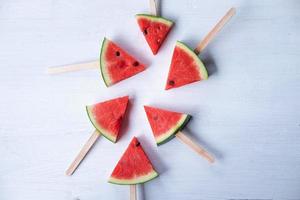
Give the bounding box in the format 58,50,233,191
100,37,112,87
135,14,174,27
156,114,191,146
176,41,208,80
108,170,159,185
86,105,117,143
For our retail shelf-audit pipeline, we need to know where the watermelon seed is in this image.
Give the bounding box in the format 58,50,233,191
133,61,139,66
143,29,148,35
168,80,175,86
135,142,140,147
115,51,120,56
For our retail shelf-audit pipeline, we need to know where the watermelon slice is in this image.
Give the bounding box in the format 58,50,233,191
86,96,129,143
136,14,174,55
109,137,158,185
165,41,208,90
144,106,191,145
100,38,146,86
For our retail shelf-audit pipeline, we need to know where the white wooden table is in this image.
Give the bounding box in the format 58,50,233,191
0,0,299,199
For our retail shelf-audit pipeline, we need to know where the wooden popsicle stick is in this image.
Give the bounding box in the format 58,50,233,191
47,60,99,75
149,0,157,16
194,7,236,55
130,185,137,200
65,130,100,176
175,131,214,163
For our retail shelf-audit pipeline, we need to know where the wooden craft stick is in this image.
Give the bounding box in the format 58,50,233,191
65,130,100,176
149,0,157,16
47,61,99,75
175,131,214,163
130,185,137,200
194,7,236,55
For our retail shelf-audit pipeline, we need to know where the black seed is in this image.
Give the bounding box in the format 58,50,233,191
168,80,175,86
135,142,140,147
143,29,148,35
115,51,120,56
133,61,139,66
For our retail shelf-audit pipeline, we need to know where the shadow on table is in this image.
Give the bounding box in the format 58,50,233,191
138,134,168,174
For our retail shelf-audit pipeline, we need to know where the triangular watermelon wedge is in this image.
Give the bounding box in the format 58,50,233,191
136,14,174,55
100,38,146,86
109,137,158,185
165,41,208,90
144,106,191,145
86,96,129,143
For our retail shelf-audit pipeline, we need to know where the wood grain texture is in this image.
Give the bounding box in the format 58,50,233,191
65,130,100,176
47,61,99,75
0,0,299,199
130,185,137,200
194,7,236,55
149,0,157,16
176,131,214,163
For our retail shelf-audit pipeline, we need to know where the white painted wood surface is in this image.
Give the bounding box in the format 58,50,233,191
0,0,299,199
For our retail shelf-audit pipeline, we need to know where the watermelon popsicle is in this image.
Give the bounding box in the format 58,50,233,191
109,137,158,200
144,106,215,163
65,96,129,176
136,0,174,55
47,38,146,87
165,7,236,90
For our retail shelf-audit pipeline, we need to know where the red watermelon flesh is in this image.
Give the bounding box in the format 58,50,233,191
100,38,146,86
86,96,129,143
165,41,208,90
109,137,158,185
136,14,174,55
144,106,190,145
